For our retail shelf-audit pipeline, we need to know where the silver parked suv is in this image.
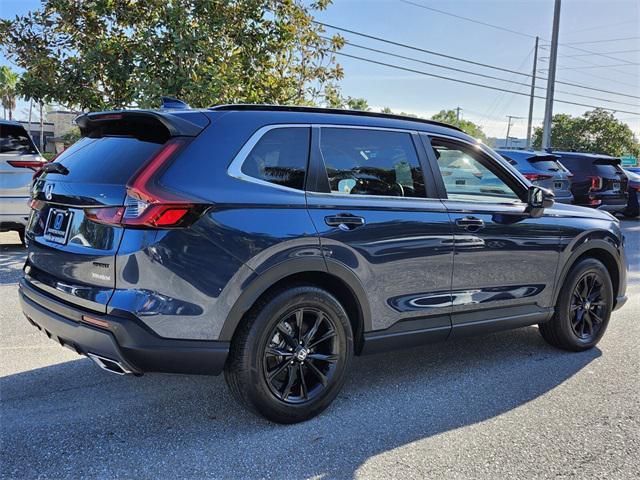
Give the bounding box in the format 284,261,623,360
0,120,46,243
496,149,574,204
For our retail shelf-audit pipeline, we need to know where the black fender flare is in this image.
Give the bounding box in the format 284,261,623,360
552,236,622,305
218,257,372,341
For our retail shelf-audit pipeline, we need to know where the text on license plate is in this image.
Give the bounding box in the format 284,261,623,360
44,208,74,245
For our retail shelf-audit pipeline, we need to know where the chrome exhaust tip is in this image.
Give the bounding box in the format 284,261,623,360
87,353,133,376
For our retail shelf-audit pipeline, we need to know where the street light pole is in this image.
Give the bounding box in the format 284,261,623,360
541,0,562,150
526,36,539,149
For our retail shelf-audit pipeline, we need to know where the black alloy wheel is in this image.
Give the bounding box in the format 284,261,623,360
539,258,613,351
569,272,607,341
263,307,340,404
224,285,353,423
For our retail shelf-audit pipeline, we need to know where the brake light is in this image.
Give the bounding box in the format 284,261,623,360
589,176,603,191
523,173,553,182
7,160,46,171
85,138,203,229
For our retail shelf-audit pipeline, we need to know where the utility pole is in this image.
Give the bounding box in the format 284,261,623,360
505,115,522,148
526,36,539,149
542,0,561,150
455,106,462,125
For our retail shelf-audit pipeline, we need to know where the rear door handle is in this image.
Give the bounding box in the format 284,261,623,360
455,216,485,231
325,214,365,231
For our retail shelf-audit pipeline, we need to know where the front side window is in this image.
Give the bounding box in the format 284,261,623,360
431,139,520,203
241,127,310,190
319,128,426,198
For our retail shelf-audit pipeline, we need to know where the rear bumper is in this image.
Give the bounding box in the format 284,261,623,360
19,278,229,376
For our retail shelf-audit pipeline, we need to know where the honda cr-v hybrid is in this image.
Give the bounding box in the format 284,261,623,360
19,104,628,423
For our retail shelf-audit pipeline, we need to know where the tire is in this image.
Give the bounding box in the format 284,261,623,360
17,228,26,246
539,258,613,351
224,285,353,424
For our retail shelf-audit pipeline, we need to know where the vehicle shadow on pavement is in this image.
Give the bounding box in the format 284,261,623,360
1,326,600,479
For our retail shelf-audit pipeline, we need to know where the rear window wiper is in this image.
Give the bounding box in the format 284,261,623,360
42,162,69,175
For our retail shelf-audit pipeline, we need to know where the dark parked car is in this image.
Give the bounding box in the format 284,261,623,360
553,152,628,213
622,168,639,218
20,104,628,423
495,149,574,203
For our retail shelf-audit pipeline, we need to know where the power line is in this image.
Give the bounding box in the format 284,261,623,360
398,0,536,39
564,36,640,45
333,51,640,116
556,62,640,71
317,21,640,100
398,0,639,67
559,49,640,58
334,38,640,107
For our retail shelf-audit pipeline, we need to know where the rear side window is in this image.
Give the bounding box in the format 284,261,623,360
49,136,163,184
241,127,309,190
319,128,426,198
1,124,38,154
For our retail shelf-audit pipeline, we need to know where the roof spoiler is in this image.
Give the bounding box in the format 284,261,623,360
75,110,206,138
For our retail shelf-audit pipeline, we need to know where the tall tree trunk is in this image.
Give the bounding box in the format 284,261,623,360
39,102,44,152
8,107,12,121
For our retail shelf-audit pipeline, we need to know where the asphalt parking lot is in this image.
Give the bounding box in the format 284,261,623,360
1,222,638,480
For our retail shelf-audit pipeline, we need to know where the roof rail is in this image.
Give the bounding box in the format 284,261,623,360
208,104,464,133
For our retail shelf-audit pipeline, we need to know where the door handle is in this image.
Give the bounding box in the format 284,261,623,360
455,216,485,231
325,214,365,231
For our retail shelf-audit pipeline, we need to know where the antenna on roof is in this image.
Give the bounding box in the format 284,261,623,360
160,96,190,110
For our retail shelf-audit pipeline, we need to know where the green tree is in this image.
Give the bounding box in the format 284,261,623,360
532,109,640,157
430,109,488,142
345,97,370,111
1,0,344,110
0,66,19,120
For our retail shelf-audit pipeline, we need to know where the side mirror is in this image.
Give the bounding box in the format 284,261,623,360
527,185,554,217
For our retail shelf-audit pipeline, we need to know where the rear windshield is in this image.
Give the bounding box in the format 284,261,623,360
593,162,621,176
528,157,562,172
0,124,38,154
50,136,163,184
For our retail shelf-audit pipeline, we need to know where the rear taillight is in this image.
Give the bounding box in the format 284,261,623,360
7,160,46,171
589,176,603,191
85,138,203,229
523,173,553,182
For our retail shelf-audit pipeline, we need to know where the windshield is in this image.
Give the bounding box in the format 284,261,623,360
0,124,38,154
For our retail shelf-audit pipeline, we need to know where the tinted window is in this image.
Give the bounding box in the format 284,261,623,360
49,136,163,184
432,140,519,202
0,124,38,154
528,158,563,172
241,127,309,190
319,128,426,198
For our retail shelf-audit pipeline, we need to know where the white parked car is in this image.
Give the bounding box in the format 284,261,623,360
1,120,46,244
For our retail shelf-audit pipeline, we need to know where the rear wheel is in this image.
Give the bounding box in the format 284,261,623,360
224,285,353,423
539,258,613,351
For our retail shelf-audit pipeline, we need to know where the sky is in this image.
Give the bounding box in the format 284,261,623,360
1,0,639,139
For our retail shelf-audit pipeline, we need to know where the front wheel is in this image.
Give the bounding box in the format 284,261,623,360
539,258,613,351
224,285,353,423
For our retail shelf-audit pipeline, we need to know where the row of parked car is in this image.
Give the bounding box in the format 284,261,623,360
1,119,638,246
495,148,639,218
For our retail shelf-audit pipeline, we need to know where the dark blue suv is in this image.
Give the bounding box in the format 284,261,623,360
20,105,628,423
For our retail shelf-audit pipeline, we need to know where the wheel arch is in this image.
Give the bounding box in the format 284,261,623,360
554,239,622,307
218,258,371,355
